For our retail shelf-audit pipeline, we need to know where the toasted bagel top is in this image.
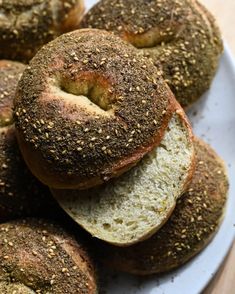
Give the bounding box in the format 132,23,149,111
0,0,85,61
14,29,176,189
81,0,223,107
0,218,97,293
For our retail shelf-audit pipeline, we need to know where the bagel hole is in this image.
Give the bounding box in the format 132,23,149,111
56,75,113,113
126,27,175,49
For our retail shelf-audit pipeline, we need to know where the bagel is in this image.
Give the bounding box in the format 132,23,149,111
0,0,85,62
0,218,97,293
92,138,228,274
52,108,195,246
80,0,223,108
0,60,25,127
14,29,177,190
0,60,61,222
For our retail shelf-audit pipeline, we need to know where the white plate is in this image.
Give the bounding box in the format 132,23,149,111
85,1,235,293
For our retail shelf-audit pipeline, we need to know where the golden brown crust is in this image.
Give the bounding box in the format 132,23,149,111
93,138,228,274
0,60,62,222
0,218,97,293
80,0,223,108
173,102,196,194
14,29,176,189
0,0,85,62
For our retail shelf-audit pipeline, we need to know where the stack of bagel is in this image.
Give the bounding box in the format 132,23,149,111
0,0,229,292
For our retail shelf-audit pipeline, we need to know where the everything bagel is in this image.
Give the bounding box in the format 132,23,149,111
0,60,61,222
0,0,85,61
0,219,97,293
14,29,176,190
81,0,223,108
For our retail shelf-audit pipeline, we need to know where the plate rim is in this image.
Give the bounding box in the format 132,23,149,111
199,42,235,292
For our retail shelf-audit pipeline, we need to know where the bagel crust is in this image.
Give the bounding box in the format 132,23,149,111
0,0,85,62
93,138,228,274
0,60,61,222
0,60,25,127
0,219,97,293
14,29,176,189
81,0,223,108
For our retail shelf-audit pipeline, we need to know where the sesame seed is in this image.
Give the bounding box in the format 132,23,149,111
62,268,68,273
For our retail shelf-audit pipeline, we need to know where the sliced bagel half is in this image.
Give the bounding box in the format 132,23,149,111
52,107,195,246
91,138,229,274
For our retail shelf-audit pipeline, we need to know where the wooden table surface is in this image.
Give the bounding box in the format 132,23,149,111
199,1,235,293
203,242,235,294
